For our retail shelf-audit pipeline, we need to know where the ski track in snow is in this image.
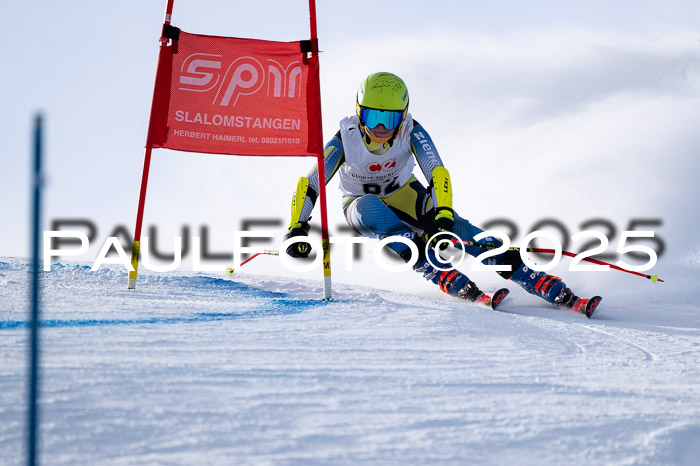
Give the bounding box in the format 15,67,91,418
1,258,699,465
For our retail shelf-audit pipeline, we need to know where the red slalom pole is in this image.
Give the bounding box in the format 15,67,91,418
454,239,664,283
308,0,332,299
128,0,176,289
308,0,318,39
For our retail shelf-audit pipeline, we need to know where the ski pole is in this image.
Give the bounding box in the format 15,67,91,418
452,239,664,283
225,250,279,275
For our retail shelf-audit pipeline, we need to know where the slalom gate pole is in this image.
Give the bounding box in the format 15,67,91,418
308,0,332,299
453,238,664,283
128,0,176,290
28,113,44,466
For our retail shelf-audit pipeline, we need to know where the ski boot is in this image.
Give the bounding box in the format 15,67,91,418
554,287,602,318
510,266,567,304
554,287,578,307
412,250,510,309
413,255,482,301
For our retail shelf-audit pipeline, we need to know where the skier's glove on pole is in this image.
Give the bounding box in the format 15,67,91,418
284,221,312,258
425,209,455,250
426,165,455,250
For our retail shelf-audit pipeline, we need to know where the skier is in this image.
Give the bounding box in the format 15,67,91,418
284,71,597,314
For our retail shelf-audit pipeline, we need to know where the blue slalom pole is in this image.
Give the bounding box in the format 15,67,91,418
28,113,43,466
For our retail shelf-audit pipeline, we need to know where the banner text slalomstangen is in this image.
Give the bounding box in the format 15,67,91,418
151,31,322,157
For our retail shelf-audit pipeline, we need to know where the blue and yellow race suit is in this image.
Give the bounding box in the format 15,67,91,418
288,114,568,303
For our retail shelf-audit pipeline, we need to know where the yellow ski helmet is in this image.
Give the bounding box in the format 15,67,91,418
356,72,409,141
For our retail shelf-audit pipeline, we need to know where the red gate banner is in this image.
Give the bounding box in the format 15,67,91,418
150,30,322,157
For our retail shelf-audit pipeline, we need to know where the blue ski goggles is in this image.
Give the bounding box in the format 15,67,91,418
357,106,407,131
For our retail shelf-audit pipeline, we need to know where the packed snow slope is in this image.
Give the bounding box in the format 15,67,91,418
1,257,699,465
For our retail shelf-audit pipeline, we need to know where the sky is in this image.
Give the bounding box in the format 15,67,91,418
1,0,699,289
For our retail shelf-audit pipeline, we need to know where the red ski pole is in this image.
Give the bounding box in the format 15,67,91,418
453,239,664,283
225,250,279,275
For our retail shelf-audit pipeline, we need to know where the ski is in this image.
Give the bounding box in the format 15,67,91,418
571,295,603,318
474,288,510,310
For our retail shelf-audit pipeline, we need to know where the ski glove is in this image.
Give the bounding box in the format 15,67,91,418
424,209,455,250
284,221,311,258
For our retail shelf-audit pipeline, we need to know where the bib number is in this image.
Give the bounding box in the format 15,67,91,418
362,176,400,196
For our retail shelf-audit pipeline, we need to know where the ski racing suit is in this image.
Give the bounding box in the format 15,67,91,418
287,113,568,303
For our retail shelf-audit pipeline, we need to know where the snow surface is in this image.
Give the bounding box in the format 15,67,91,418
1,257,699,465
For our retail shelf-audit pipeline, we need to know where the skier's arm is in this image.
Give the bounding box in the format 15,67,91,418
410,121,454,216
289,131,345,228
285,132,344,258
